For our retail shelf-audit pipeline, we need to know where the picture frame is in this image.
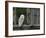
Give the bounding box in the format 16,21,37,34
5,1,45,37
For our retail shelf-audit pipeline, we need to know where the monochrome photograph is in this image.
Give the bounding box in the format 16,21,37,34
13,7,40,30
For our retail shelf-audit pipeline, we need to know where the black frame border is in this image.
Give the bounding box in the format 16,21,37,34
5,1,45,37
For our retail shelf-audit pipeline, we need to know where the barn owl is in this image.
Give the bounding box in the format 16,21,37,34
18,14,24,27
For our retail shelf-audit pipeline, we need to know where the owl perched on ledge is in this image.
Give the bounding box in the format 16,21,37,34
18,14,24,27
